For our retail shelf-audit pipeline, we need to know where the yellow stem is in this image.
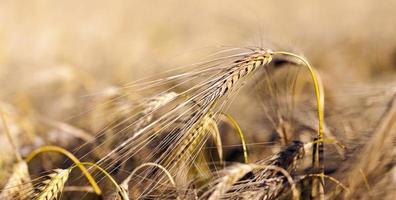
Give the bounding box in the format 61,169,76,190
25,145,102,196
272,51,325,199
303,174,350,194
272,51,324,139
129,162,176,187
307,138,346,150
71,162,128,200
218,112,249,163
359,168,371,191
125,162,178,200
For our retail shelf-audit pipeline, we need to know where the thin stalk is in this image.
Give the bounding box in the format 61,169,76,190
25,145,102,196
218,112,249,163
0,106,23,161
123,162,179,200
272,51,325,199
71,162,129,200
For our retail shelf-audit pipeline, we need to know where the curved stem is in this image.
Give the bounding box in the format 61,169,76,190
71,162,129,200
272,51,324,139
301,174,350,193
127,162,176,186
25,145,102,196
123,162,179,200
218,112,249,163
272,51,325,199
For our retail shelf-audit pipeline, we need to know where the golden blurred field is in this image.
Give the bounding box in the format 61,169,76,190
1,1,396,199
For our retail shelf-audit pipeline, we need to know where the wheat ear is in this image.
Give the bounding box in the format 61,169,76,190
216,141,304,200
163,112,222,169
0,161,33,200
25,145,102,196
72,162,129,200
33,169,70,200
94,49,273,174
207,163,255,200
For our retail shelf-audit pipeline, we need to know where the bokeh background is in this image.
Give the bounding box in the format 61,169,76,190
1,0,396,198
1,0,396,84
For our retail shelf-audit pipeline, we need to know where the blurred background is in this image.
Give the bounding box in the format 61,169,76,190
1,0,396,198
1,0,396,84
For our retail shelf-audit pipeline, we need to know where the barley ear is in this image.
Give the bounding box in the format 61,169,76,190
207,163,255,200
0,161,33,200
204,113,223,164
25,145,102,196
33,168,71,200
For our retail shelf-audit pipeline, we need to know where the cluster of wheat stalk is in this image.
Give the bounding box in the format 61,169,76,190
3,46,395,200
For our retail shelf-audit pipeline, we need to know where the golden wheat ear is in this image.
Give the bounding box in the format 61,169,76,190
32,168,71,200
25,145,102,196
160,112,222,175
188,112,224,177
0,161,33,200
207,141,304,200
206,163,256,200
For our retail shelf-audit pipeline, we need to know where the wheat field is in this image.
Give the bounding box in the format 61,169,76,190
1,1,396,200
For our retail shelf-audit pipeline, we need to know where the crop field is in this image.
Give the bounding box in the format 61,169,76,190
1,1,396,199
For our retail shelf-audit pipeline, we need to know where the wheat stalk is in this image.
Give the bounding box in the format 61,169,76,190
86,49,325,199
218,112,249,163
266,51,326,199
89,50,277,191
95,49,273,167
120,162,177,200
128,112,222,197
25,145,102,196
71,162,129,200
